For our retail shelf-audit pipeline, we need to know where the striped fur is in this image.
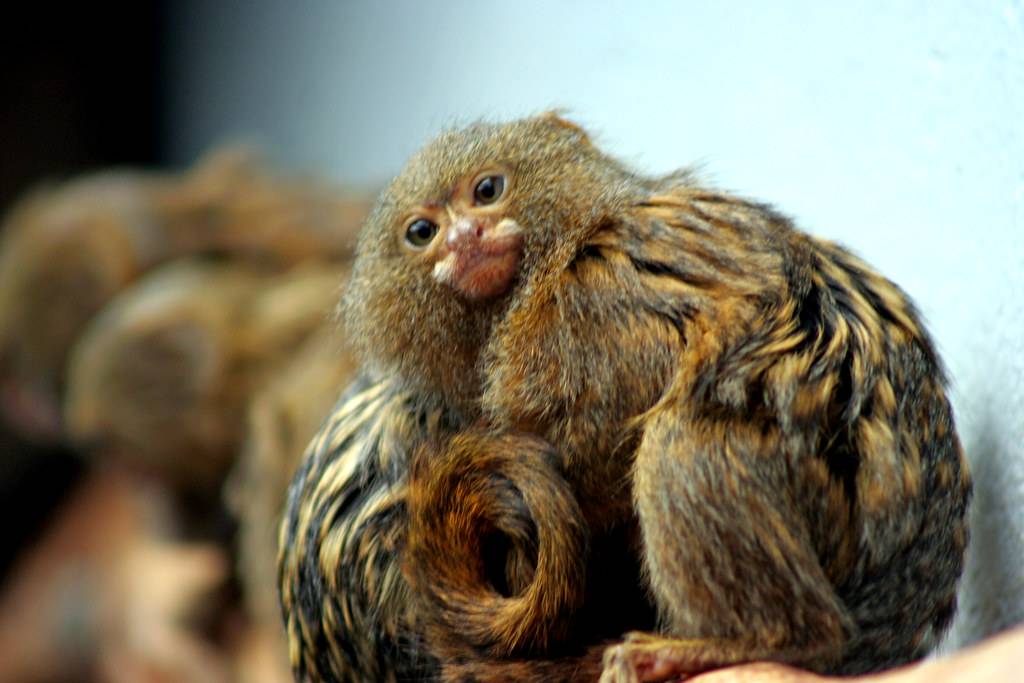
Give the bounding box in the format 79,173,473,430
278,377,449,682
281,115,971,682
463,186,969,679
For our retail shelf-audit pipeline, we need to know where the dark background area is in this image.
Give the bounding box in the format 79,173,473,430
0,5,166,578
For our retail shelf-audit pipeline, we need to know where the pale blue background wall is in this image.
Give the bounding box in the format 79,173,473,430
165,0,1024,653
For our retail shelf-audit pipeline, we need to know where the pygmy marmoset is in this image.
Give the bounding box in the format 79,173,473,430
280,113,971,682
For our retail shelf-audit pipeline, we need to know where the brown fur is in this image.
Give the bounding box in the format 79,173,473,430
278,377,446,682
227,322,359,645
65,260,347,490
0,148,369,442
280,114,970,681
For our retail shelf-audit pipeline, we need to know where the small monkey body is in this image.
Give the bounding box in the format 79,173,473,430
281,114,970,682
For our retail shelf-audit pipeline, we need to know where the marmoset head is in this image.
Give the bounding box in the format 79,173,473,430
342,113,639,411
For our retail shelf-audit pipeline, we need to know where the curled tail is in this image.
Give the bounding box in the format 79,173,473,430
405,430,588,659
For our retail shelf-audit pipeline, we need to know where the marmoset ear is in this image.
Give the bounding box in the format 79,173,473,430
538,110,591,144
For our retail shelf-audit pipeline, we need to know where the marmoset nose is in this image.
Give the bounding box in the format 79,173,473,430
447,216,484,249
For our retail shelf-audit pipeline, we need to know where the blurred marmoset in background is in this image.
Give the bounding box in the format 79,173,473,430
227,323,359,681
65,260,348,492
0,148,368,444
0,149,372,683
280,114,970,682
